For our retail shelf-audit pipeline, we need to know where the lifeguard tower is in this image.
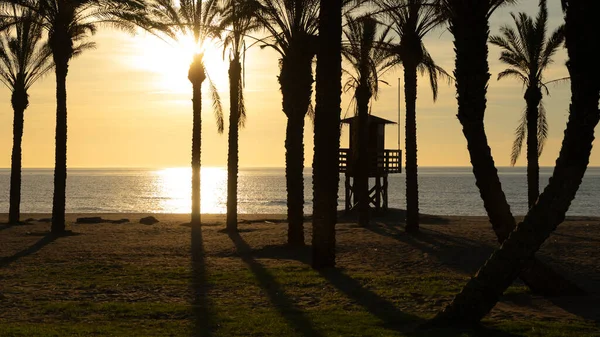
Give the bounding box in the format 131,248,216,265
339,115,401,213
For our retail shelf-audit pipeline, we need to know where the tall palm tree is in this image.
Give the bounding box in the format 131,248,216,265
434,0,517,246
432,0,582,297
11,0,155,234
151,0,224,227
311,0,343,269
341,14,395,227
0,8,53,224
249,0,319,246
219,0,260,232
429,0,599,326
489,0,565,208
377,0,448,233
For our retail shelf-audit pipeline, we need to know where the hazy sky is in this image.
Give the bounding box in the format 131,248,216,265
0,0,592,168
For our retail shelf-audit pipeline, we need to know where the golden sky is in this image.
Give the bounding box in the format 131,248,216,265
0,1,595,168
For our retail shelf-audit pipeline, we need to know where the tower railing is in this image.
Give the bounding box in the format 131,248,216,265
339,149,402,175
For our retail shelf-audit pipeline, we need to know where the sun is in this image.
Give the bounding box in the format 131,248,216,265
127,32,229,96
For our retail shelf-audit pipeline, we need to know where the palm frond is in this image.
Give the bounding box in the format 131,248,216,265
237,75,246,127
510,109,527,166
497,68,527,84
0,7,53,91
537,102,548,157
206,71,224,134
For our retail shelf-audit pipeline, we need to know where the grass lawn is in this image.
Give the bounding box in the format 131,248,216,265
1,213,599,336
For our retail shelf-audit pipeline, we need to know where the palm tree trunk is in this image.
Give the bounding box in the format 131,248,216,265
356,85,371,227
444,0,583,297
191,83,202,226
285,113,306,245
404,62,419,233
428,0,599,326
51,59,68,234
281,52,314,246
189,55,206,227
312,0,342,269
525,86,542,208
451,3,515,242
9,89,27,224
227,58,241,232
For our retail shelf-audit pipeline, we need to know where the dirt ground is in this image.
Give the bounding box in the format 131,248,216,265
1,211,599,334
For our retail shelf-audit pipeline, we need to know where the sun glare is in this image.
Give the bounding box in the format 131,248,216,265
128,33,229,97
154,167,227,214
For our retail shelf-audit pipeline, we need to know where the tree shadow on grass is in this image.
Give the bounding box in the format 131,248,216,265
0,221,33,232
190,223,214,337
248,244,421,332
337,209,450,226
0,223,17,232
238,238,521,337
551,231,600,243
0,231,77,269
227,231,323,337
365,223,495,275
318,267,424,333
549,296,600,323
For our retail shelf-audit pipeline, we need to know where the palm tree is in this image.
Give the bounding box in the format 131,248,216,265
341,14,395,227
429,0,599,326
11,0,155,234
377,0,449,233
151,0,224,227
0,8,53,224
433,0,582,297
489,0,565,208
311,0,343,269
248,0,319,246
219,0,260,232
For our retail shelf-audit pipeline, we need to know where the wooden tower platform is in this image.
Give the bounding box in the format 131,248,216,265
339,115,401,213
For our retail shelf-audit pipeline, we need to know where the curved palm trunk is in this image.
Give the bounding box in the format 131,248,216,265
227,57,241,232
525,86,542,208
451,3,515,242
403,62,419,233
428,0,599,326
9,89,28,224
51,58,69,234
312,0,342,269
356,85,371,227
281,52,314,246
189,55,206,227
438,0,583,298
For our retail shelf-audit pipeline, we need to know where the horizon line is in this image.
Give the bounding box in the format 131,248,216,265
1,166,594,170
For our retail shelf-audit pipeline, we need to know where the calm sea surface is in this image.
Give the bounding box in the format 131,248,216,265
0,167,599,216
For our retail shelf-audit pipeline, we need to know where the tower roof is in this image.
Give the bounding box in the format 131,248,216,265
340,114,396,125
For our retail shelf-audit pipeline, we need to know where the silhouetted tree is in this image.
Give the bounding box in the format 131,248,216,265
311,0,343,269
152,0,224,227
377,0,449,233
11,0,155,233
341,14,395,227
219,0,260,232
490,0,565,208
433,0,582,297
250,0,319,246
428,0,599,326
0,8,53,224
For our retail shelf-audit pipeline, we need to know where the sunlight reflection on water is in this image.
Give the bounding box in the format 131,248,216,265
154,167,227,214
2,167,600,215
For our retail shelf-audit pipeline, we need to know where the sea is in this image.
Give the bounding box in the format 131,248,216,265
0,167,599,216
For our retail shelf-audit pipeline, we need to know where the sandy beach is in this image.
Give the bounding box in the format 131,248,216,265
1,211,599,335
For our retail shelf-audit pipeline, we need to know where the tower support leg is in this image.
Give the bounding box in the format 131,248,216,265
345,175,351,212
